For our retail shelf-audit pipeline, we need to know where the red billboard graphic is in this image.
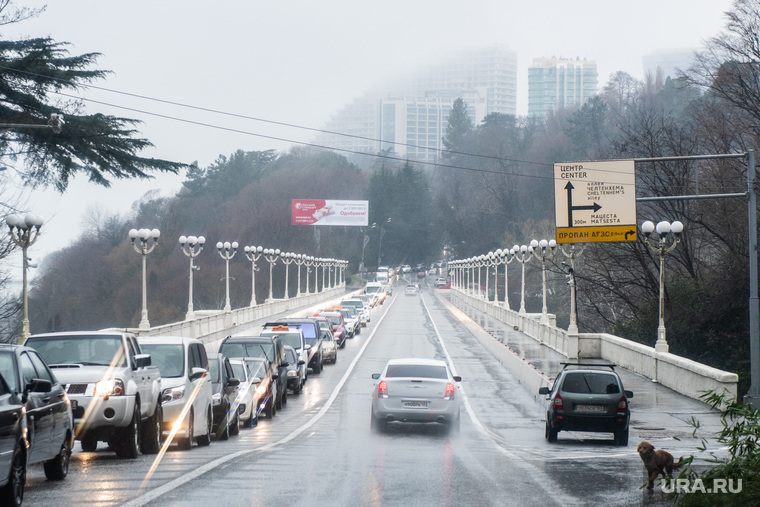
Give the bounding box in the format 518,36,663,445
292,199,369,226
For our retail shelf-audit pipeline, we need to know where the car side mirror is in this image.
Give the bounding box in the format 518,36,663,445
281,362,290,368
298,360,305,366
28,378,52,393
305,344,312,351
190,367,206,381
371,373,380,379
251,377,262,385
134,353,152,369
625,390,634,399
452,376,462,382
228,377,240,387
272,374,279,380
538,387,550,395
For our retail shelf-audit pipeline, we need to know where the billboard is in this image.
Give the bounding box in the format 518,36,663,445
291,199,369,226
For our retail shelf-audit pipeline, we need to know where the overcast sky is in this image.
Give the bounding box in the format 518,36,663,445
3,0,736,266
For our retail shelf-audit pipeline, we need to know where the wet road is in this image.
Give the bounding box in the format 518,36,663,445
23,282,727,506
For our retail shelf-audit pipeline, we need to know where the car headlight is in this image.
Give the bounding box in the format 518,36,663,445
287,370,298,377
161,385,186,404
212,392,222,406
255,383,268,396
94,378,125,397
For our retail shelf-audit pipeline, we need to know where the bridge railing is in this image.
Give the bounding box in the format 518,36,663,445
450,287,739,403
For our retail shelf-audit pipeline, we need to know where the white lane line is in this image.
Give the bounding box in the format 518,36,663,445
121,296,398,507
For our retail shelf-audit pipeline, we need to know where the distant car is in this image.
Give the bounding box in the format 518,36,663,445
282,346,306,395
243,357,277,419
340,298,370,327
0,371,27,506
319,328,338,364
401,265,412,274
416,271,426,278
138,337,213,450
335,306,360,337
405,284,418,296
428,267,437,275
371,358,462,434
434,278,449,288
207,353,241,441
314,315,344,350
272,318,323,375
219,335,289,411
538,363,633,446
317,311,348,345
0,343,73,485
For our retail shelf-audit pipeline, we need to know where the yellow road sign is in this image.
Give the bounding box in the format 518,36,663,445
556,225,637,244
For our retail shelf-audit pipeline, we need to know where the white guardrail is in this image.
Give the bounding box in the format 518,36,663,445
447,288,738,403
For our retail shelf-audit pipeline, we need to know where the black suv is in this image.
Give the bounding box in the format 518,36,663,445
272,319,323,374
207,353,240,440
219,335,289,410
538,363,633,446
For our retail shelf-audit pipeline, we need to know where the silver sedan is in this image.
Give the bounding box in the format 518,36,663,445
370,358,462,433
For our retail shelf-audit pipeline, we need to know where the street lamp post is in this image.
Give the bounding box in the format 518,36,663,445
305,256,314,294
377,218,391,268
484,252,494,301
295,254,305,296
264,248,280,301
244,245,263,306
512,244,534,315
641,220,684,353
532,239,557,325
499,248,515,310
282,252,296,299
216,241,238,312
179,235,205,321
7,213,43,342
129,228,160,329
560,244,585,335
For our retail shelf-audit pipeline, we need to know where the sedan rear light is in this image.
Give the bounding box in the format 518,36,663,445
444,382,456,400
377,381,388,398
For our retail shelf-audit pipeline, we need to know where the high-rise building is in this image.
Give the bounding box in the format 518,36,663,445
642,49,695,80
315,46,516,164
528,57,598,119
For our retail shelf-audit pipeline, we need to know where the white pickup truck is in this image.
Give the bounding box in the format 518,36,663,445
25,331,162,458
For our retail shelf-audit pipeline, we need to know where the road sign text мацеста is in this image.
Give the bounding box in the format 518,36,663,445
554,160,637,244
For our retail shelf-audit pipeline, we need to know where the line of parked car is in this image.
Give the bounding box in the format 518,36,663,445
0,286,390,506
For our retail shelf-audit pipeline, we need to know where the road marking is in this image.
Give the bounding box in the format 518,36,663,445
121,295,398,507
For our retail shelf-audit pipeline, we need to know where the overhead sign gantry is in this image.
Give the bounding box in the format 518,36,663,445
554,160,637,244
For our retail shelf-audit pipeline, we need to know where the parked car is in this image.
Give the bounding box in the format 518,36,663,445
261,325,307,394
405,284,418,296
273,318,323,374
319,328,337,364
401,265,412,274
314,315,343,350
229,359,259,428
218,335,289,411
538,363,633,446
340,298,370,327
416,271,426,279
26,331,162,458
434,278,449,288
0,371,27,506
0,344,73,483
243,357,277,419
138,337,213,450
207,353,240,441
371,358,462,434
318,311,349,344
335,306,360,337
364,282,387,305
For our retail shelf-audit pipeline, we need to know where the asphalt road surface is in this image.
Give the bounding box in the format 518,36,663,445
23,283,727,506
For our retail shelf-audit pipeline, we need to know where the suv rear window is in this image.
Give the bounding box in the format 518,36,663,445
220,342,274,362
561,372,620,394
385,364,448,379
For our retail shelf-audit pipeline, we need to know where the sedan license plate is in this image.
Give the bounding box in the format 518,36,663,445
403,400,428,408
576,404,605,413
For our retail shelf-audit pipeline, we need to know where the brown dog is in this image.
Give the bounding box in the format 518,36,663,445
637,441,684,489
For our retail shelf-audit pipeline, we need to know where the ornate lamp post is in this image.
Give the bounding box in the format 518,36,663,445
641,220,684,353
264,248,280,301
560,244,585,335
531,238,557,325
281,252,296,299
244,245,263,306
179,235,205,320
294,254,306,296
484,252,494,301
512,244,534,315
304,256,315,294
320,258,328,292
7,213,43,342
499,248,515,310
216,241,238,312
129,227,160,329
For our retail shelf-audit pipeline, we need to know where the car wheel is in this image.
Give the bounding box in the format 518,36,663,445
196,410,212,447
141,403,162,454
178,409,194,450
115,404,141,458
275,389,283,410
243,412,255,429
281,388,287,406
546,420,558,443
340,340,346,349
218,406,230,441
81,434,98,452
370,412,386,433
0,440,25,507
43,433,72,480
616,428,629,446
293,381,301,395
230,410,240,436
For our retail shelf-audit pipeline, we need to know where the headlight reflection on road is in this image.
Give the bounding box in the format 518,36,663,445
139,373,209,491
